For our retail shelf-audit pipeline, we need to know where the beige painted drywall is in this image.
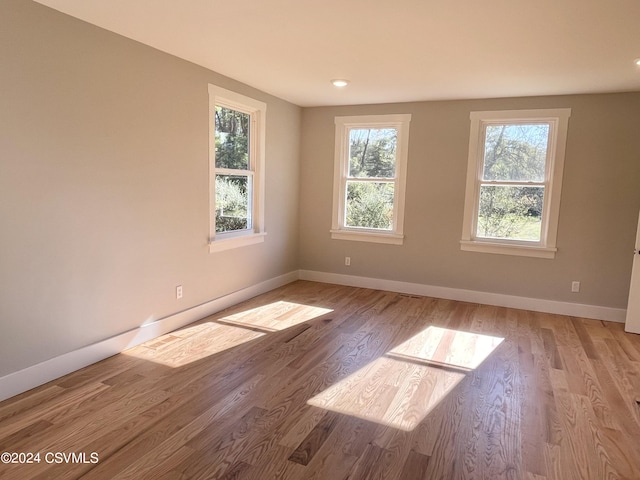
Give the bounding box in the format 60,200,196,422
2,0,639,387
299,93,640,309
0,0,300,377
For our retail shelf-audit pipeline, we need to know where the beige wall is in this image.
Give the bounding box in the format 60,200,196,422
299,94,640,308
2,0,639,385
0,1,301,376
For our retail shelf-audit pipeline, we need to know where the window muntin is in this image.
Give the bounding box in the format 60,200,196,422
214,106,253,234
346,127,397,231
477,123,550,242
461,109,570,258
331,114,411,245
208,85,266,252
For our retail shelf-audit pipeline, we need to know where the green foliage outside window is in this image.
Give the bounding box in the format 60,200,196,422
346,182,394,230
478,186,543,240
477,124,548,241
215,106,251,233
346,128,397,229
215,176,249,233
215,106,249,170
348,128,396,178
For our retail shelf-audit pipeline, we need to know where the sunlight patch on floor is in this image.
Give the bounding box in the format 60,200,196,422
308,326,504,431
212,301,333,332
387,326,504,371
123,301,333,368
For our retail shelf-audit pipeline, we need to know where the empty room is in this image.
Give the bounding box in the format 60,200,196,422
2,0,640,479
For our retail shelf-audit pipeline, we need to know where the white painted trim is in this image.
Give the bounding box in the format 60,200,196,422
330,229,404,245
2,268,626,402
461,108,571,258
209,232,266,253
331,113,411,241
298,270,626,323
460,240,557,259
469,108,572,121
208,84,267,248
625,210,640,334
0,271,298,402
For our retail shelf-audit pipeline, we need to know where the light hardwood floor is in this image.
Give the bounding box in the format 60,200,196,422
1,281,640,479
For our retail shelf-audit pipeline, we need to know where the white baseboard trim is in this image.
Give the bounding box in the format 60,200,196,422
1,269,626,402
298,270,626,324
0,271,299,402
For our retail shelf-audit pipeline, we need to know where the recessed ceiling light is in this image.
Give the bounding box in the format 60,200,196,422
331,79,350,87
635,58,640,66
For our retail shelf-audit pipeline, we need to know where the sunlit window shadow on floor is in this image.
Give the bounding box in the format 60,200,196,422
123,301,333,368
308,326,504,431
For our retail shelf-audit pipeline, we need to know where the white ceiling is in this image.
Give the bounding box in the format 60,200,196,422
35,0,640,107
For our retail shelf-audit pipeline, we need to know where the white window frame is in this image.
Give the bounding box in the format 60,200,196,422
208,84,266,253
331,114,411,245
460,108,571,259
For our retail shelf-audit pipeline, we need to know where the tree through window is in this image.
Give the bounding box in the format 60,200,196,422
331,114,411,245
208,84,266,252
477,123,548,241
215,106,252,233
346,128,397,230
461,109,571,258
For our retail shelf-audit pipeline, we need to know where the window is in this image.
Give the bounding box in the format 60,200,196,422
461,108,571,258
331,114,411,244
208,85,266,253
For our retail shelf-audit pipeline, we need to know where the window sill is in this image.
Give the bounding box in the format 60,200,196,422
330,229,404,245
209,232,266,253
460,240,556,259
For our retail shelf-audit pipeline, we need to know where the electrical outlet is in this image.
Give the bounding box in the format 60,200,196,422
345,256,351,266
176,285,183,299
571,281,580,293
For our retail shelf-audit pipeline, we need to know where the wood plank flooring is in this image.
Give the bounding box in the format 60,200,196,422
1,280,640,479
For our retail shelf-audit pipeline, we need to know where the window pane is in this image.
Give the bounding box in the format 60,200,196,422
482,124,549,182
215,106,250,170
477,185,543,241
348,128,397,178
346,181,394,230
215,174,252,233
